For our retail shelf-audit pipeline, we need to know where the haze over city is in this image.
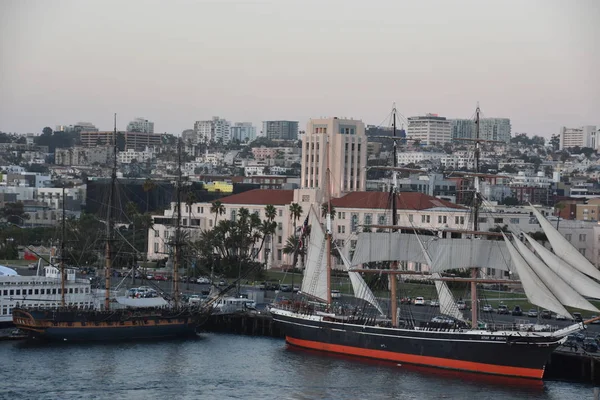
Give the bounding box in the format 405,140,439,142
1,0,598,136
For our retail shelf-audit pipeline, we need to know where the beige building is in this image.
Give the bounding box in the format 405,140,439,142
575,198,600,221
55,146,112,166
407,114,452,145
302,118,367,198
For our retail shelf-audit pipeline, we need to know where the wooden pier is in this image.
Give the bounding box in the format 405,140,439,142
202,312,284,338
546,347,600,384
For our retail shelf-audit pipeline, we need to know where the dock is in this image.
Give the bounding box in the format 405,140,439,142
203,311,284,338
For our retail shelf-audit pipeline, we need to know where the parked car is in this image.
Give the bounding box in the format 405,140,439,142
572,312,583,322
556,314,567,320
331,290,341,299
540,310,552,319
292,286,300,293
429,299,440,307
196,277,211,284
218,280,227,287
280,284,292,292
154,274,168,281
146,274,154,280
414,297,425,306
527,309,538,318
497,305,509,314
511,306,523,316
456,301,467,310
482,304,493,313
583,338,598,353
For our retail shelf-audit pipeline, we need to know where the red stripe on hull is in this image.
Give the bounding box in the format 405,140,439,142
286,336,545,379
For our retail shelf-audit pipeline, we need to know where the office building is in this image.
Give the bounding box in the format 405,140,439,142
559,126,597,150
407,114,451,145
193,117,231,144
230,122,257,142
302,117,367,197
262,121,299,141
126,118,154,134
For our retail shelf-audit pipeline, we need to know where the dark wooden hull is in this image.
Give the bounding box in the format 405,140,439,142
12,307,209,342
272,310,564,379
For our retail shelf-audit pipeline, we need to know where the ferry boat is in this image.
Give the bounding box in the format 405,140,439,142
0,263,94,329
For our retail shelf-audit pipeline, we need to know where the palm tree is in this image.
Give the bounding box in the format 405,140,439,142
264,204,276,222
210,200,225,226
264,204,277,267
186,191,197,227
289,203,303,233
142,179,156,213
321,202,336,221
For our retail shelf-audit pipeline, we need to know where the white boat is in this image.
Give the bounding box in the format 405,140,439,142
0,262,94,329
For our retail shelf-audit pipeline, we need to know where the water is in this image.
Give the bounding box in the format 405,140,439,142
0,333,593,400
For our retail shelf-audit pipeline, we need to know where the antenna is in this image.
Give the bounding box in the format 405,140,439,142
60,184,66,307
173,137,183,306
470,103,481,329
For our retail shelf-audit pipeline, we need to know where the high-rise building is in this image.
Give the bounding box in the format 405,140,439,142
262,121,299,141
302,117,366,197
193,117,231,144
126,118,154,133
559,126,597,150
451,118,511,143
230,122,257,143
55,122,99,133
407,114,451,145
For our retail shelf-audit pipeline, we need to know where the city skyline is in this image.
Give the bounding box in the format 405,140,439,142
1,0,598,137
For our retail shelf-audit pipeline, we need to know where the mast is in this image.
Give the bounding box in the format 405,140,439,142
390,105,399,327
470,104,481,328
173,138,182,306
60,184,66,307
105,113,118,310
325,134,332,306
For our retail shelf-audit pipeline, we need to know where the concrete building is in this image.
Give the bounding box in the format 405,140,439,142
126,118,154,134
117,147,155,164
230,122,256,142
79,131,162,151
559,126,597,150
262,121,299,141
55,146,112,166
397,152,445,165
451,118,511,143
302,117,367,197
193,117,231,144
407,114,451,145
56,122,98,133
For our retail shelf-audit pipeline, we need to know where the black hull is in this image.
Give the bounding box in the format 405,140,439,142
272,311,563,379
12,307,210,342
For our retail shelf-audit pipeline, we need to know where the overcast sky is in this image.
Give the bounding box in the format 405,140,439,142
1,0,598,137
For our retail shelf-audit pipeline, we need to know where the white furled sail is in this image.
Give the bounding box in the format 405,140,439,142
524,233,600,301
530,205,600,281
413,232,465,322
502,233,571,318
337,246,384,316
300,208,329,303
513,237,598,312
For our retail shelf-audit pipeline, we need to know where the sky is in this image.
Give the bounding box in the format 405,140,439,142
0,0,599,137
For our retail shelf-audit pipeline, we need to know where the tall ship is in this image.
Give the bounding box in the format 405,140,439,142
271,106,600,379
12,116,212,341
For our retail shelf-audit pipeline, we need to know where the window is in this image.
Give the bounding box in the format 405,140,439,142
154,230,159,237
351,213,359,232
438,216,447,224
478,217,487,223
494,218,503,224
302,195,310,202
278,236,282,244
579,234,587,242
154,243,159,253
230,209,237,221
510,218,519,224
278,222,282,231
364,213,373,226
278,209,283,217
579,248,586,256
408,214,413,223
421,215,426,223
565,234,572,241
277,249,282,261
337,225,346,234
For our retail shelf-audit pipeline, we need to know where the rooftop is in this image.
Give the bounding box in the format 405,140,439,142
331,191,466,211
219,189,294,206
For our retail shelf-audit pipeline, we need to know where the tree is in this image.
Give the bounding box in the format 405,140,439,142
321,203,336,221
42,127,53,136
210,200,226,226
549,135,560,151
2,202,29,225
289,203,303,233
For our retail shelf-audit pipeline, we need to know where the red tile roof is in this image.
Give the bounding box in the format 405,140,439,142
218,189,294,206
331,191,466,211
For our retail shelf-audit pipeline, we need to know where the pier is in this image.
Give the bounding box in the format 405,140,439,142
203,312,284,338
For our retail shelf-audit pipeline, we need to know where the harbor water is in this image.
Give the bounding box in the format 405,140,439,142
0,333,593,400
